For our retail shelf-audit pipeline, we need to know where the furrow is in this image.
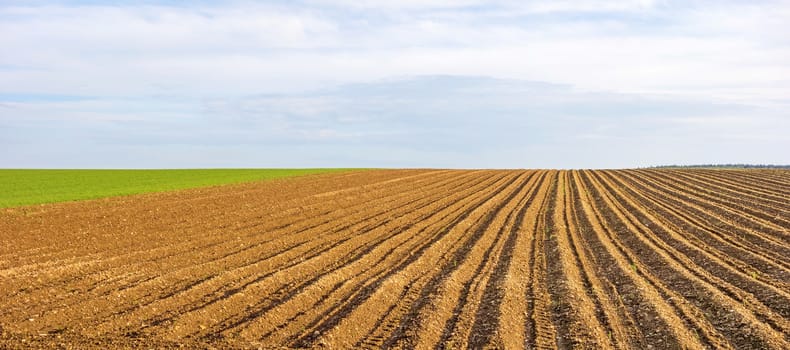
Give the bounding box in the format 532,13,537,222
294,172,530,348
597,171,790,336
572,171,707,349
617,170,790,280
526,172,559,349
0,170,443,289
635,170,790,238
3,169,789,349
604,171,790,316
491,170,554,350
543,171,615,348
565,172,637,348
1,170,430,261
10,170,467,335
97,171,494,340
413,171,544,349
585,171,789,349
712,170,790,195
668,170,790,209
207,171,510,345
465,171,550,349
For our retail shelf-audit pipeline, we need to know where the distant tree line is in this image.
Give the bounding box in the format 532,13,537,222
646,164,790,169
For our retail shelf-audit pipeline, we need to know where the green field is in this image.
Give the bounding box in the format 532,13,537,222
0,169,358,208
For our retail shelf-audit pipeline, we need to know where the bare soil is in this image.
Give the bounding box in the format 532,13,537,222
1,169,788,349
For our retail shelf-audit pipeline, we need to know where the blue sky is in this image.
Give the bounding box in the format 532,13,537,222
1,0,789,168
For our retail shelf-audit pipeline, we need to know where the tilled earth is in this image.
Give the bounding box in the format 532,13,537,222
1,169,788,349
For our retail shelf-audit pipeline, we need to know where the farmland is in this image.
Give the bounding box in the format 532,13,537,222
0,168,355,208
0,169,788,349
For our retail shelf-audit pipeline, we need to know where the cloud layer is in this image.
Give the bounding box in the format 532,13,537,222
1,1,788,168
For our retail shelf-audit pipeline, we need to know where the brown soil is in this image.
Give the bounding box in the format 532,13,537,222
1,169,788,349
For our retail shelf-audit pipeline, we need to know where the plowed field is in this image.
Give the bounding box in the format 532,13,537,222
1,169,788,349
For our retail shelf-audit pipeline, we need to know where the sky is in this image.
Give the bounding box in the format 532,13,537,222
1,0,789,169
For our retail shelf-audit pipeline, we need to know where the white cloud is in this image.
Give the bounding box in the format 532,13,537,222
2,75,788,168
308,0,662,13
1,1,788,101
1,1,788,167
